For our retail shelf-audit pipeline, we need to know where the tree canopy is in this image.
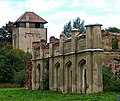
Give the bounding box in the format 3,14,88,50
62,17,85,37
0,44,31,86
0,21,14,45
105,27,120,33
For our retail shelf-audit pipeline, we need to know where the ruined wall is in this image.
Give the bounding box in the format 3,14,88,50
102,31,120,50
31,23,120,94
31,29,120,59
32,33,86,58
31,24,104,94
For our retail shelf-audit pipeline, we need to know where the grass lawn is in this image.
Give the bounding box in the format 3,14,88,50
0,88,120,101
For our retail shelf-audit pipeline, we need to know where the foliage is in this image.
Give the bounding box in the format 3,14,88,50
103,66,120,92
63,21,72,37
0,88,120,101
13,70,26,87
62,17,85,37
0,55,13,83
0,44,31,86
112,37,118,50
106,27,120,33
0,21,14,44
42,58,49,90
73,17,85,33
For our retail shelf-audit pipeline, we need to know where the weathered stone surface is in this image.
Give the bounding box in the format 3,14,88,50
27,23,120,94
31,24,105,94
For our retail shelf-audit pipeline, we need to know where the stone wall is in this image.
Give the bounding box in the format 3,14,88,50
102,30,120,50
31,23,120,94
31,24,104,94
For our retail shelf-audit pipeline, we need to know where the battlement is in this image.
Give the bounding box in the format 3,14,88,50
32,25,120,60
32,32,87,59
32,24,104,60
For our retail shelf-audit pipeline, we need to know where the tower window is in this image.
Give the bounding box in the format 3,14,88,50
19,23,26,28
35,23,40,28
30,23,35,28
35,23,44,28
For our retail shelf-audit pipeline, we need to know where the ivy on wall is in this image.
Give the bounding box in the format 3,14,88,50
111,37,118,50
42,58,49,90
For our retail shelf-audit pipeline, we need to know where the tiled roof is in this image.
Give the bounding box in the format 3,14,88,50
14,12,48,24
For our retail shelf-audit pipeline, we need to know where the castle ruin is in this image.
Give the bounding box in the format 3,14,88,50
32,24,105,93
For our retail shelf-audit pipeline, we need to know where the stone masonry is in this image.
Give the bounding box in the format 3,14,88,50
31,24,105,94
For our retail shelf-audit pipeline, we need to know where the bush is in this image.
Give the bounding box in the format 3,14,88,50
112,38,118,50
13,70,26,87
0,44,31,86
103,66,120,92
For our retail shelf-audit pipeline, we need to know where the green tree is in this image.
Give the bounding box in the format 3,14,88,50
73,17,85,33
0,21,14,44
62,17,85,37
63,21,72,37
106,27,120,33
103,66,120,92
0,44,31,86
0,55,13,83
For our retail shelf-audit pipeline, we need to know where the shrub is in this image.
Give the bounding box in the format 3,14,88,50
112,38,118,50
13,70,26,87
0,44,31,86
103,66,120,92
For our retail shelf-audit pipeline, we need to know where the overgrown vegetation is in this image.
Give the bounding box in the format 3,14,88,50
0,44,31,87
111,37,119,50
103,66,120,92
0,88,120,101
42,58,49,90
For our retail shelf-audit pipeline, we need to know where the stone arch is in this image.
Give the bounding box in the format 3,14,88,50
64,60,72,93
54,62,60,91
78,59,86,93
36,64,41,89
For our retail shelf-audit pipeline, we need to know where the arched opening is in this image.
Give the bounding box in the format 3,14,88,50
78,59,86,93
54,62,60,91
65,61,72,93
36,64,41,89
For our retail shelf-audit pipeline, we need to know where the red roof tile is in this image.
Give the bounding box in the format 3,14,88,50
14,12,48,24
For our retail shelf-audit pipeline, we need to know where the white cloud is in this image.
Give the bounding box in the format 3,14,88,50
70,0,81,8
81,0,108,8
111,0,120,13
70,0,109,8
0,0,120,40
0,1,27,27
29,0,65,13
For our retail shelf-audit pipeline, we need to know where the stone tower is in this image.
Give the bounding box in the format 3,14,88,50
12,12,48,53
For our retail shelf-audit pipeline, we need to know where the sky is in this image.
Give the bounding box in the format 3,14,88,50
0,0,120,39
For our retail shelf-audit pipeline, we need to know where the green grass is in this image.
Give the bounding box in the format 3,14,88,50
0,88,120,101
